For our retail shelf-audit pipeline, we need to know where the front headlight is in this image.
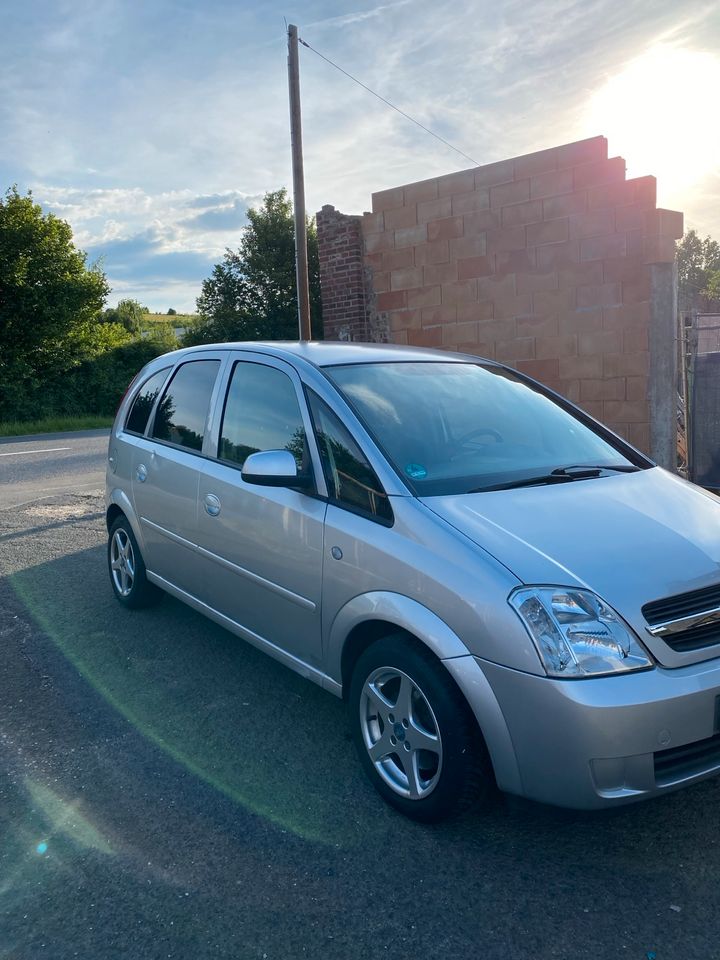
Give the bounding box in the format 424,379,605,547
509,587,653,678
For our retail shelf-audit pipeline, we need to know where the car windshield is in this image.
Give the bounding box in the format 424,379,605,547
327,361,639,496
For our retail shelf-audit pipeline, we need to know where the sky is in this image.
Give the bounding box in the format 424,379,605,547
2,0,719,313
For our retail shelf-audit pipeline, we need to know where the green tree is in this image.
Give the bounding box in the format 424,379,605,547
705,271,720,304
0,187,109,412
167,307,177,315
101,298,150,335
677,229,720,311
184,188,322,345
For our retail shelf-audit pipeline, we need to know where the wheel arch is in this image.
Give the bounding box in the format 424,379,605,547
105,488,144,549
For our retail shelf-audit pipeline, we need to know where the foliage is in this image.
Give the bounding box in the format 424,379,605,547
0,186,109,416
677,229,720,311
184,188,322,346
101,298,151,335
704,271,720,304
167,307,177,315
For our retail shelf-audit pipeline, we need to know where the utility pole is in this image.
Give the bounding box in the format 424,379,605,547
287,24,312,341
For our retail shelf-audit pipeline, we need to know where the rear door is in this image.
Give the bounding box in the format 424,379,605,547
131,351,226,598
194,354,326,669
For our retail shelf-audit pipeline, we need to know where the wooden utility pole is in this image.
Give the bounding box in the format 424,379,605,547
287,24,312,341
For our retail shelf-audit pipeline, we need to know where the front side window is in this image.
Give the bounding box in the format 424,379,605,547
151,360,220,451
327,361,639,496
307,391,392,523
125,367,170,435
218,361,307,470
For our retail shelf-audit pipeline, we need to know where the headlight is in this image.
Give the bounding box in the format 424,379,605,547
509,587,652,678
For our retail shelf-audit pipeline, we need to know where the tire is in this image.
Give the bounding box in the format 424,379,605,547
107,515,162,610
348,634,493,822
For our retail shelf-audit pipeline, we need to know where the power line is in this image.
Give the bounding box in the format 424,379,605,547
298,36,479,168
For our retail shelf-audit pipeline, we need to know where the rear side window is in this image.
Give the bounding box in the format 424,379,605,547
151,360,220,451
218,361,307,470
125,368,170,435
307,391,392,524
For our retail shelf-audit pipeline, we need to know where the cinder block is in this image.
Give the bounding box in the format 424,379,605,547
557,137,608,168
438,168,476,197
477,318,516,341
382,247,414,271
372,186,405,212
577,282,622,309
573,157,626,190
422,305,458,325
414,240,450,266
417,197,452,223
478,273,515,300
459,341,495,359
486,226,527,253
423,261,459,286
557,379,581,402
558,307,602,335
427,217,464,242
602,352,649,378
407,285,442,309
642,236,677,264
543,192,588,221
452,189,491,215
364,231,394,254
516,314,560,338
558,261,604,288
390,266,424,290
513,147,559,179
392,329,409,345
531,169,574,199
623,326,649,353
569,209,615,239
603,400,650,423
614,205,646,231
362,211,385,234
580,234,627,261
389,309,422,331
516,271,558,295
602,255,644,283
517,358,560,383
532,287,576,315
457,301,495,322
578,329,622,356
580,378,625,401
373,271,390,293
491,179,530,208
464,210,501,236
622,275,652,303
559,354,603,379
377,290,407,311
502,200,543,227
407,327,443,347
629,176,657,209
404,178,439,204
366,252,384,270
627,422,650,452
496,248,537,273
602,302,650,329
535,334,578,359
395,224,428,248
384,205,418,231
442,321,480,346
451,236,489,260
625,376,648,401
442,279,479,305
457,255,494,280
527,218,569,246
643,208,684,239
496,337,535,362
474,159,515,188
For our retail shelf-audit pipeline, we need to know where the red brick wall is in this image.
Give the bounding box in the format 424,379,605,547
318,136,683,454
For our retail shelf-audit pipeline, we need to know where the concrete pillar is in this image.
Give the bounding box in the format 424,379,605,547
648,260,678,470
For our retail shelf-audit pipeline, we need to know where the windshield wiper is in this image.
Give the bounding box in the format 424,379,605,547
469,463,640,493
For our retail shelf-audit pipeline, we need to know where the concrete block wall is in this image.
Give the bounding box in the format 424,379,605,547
317,136,683,461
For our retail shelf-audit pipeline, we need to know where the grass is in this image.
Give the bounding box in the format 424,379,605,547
145,313,195,327
0,415,114,437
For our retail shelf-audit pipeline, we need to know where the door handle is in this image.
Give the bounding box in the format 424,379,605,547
204,494,221,517
136,463,148,483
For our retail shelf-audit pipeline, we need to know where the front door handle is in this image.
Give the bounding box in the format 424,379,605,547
136,463,148,483
204,494,221,517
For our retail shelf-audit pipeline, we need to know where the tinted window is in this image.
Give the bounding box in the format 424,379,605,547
125,368,170,435
151,360,220,451
327,362,635,496
219,362,307,470
308,391,392,523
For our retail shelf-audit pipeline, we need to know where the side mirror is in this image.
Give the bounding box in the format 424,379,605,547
241,450,312,488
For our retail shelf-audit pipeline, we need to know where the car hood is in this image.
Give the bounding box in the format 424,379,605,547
421,467,720,667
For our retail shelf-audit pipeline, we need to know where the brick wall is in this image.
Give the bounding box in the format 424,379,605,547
317,136,683,458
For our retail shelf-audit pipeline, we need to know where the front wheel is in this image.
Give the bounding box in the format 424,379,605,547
107,516,162,609
349,635,493,822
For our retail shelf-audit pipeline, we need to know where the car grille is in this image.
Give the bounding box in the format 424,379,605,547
654,732,720,786
643,583,720,653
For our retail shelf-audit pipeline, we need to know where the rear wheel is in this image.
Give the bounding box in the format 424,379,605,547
349,634,492,822
107,516,162,609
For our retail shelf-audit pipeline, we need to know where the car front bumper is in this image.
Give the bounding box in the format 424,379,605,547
447,655,720,809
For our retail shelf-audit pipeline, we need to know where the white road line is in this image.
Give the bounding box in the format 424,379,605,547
0,447,71,457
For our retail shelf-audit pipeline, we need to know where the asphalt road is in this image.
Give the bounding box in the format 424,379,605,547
0,436,719,959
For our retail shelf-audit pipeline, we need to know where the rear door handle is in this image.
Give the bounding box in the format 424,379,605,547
204,494,221,517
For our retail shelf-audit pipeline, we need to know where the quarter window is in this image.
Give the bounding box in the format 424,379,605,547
125,368,170,435
307,391,392,524
219,362,308,470
151,360,220,451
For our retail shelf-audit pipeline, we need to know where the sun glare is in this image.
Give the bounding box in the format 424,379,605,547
585,45,720,196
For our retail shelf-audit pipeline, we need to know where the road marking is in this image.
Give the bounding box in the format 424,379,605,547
0,447,71,457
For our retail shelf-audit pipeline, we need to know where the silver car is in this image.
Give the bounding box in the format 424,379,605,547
106,341,720,821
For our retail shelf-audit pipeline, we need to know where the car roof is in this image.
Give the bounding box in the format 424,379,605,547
180,340,493,368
